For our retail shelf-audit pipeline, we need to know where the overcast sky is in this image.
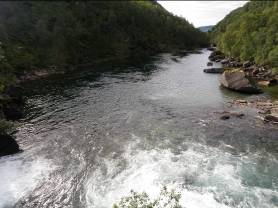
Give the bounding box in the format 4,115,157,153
158,1,248,27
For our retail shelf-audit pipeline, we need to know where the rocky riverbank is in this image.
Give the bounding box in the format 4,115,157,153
230,99,278,124
208,49,278,85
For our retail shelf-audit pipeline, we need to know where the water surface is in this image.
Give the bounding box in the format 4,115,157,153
0,50,277,208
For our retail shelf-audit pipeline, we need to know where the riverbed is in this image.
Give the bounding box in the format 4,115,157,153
0,49,277,208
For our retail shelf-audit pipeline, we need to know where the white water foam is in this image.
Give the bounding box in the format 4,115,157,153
85,136,278,208
0,155,55,208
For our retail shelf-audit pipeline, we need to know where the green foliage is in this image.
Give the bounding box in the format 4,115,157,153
0,119,14,135
0,1,208,73
113,187,182,208
211,1,278,67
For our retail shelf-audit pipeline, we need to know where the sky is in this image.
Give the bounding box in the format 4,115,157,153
158,1,248,27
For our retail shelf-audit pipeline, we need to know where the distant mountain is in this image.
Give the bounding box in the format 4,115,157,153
198,25,214,32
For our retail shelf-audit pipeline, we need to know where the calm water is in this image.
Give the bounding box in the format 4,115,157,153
0,50,277,208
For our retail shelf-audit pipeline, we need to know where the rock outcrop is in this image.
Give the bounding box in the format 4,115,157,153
220,70,262,94
0,134,20,157
208,50,278,84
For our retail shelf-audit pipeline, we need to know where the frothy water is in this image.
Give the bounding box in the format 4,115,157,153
0,155,55,207
85,136,278,208
0,50,277,208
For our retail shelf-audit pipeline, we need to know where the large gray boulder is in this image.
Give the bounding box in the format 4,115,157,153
220,70,262,94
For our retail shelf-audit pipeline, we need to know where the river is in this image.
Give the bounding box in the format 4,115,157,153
0,50,277,208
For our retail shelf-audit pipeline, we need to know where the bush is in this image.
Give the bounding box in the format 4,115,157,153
0,119,14,135
113,187,182,208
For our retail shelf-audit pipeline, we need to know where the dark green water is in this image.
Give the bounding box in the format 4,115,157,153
0,50,277,208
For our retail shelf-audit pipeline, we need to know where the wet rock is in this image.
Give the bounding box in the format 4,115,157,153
264,113,278,123
207,62,213,66
220,114,230,120
220,70,262,94
171,57,179,62
218,111,244,120
0,134,20,157
203,68,224,74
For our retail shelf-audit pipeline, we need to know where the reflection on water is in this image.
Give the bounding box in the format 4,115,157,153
0,50,277,208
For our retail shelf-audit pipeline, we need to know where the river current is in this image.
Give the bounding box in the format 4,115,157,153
0,50,277,208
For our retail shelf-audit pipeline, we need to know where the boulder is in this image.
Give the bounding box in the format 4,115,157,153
221,59,229,65
243,61,252,68
0,134,20,157
220,70,262,94
220,114,230,120
207,62,213,66
264,113,278,123
203,68,224,74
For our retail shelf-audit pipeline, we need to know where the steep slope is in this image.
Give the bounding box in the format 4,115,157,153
0,1,208,75
211,1,278,68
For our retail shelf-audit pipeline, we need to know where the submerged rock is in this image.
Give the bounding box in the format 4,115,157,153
0,134,20,157
218,111,244,120
203,68,224,74
207,62,213,66
220,70,262,94
220,114,230,120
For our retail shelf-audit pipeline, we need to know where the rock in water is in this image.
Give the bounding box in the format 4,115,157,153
207,62,213,66
0,134,20,157
220,70,262,94
264,113,278,123
203,68,224,74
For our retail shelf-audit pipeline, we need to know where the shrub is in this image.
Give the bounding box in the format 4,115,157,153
113,186,182,208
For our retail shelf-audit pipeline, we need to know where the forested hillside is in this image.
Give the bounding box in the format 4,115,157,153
0,1,208,80
210,1,278,68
